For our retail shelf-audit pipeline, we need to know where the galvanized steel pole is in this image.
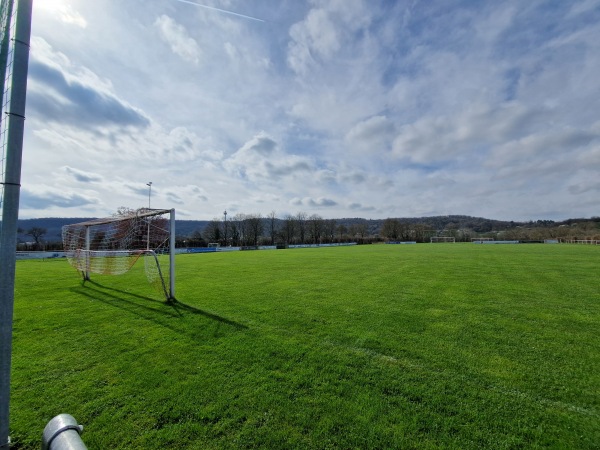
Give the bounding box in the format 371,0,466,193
42,414,87,450
0,0,32,447
169,208,175,300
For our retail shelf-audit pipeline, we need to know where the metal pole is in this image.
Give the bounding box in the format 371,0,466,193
84,226,90,281
42,414,87,450
0,1,32,448
223,210,227,246
146,181,152,208
169,208,175,300
0,0,14,135
146,182,151,250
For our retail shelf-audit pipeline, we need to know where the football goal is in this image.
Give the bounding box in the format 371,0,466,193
62,208,175,300
430,237,455,243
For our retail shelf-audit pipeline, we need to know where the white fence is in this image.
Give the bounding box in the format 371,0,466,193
562,239,599,245
16,251,66,260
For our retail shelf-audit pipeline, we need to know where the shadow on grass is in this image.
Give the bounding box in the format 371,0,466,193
167,298,248,329
71,279,248,331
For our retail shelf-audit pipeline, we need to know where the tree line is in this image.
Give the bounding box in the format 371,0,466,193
191,214,600,247
15,214,600,250
186,212,370,247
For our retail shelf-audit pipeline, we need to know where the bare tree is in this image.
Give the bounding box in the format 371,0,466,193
229,214,243,246
296,211,308,244
188,230,205,247
246,214,264,246
26,227,47,250
114,206,135,217
233,213,247,245
89,230,106,250
381,218,401,241
308,214,324,244
223,214,229,247
267,211,278,245
399,222,412,241
324,219,337,243
349,222,368,243
357,223,368,240
282,214,297,245
203,219,221,243
413,224,428,243
337,224,347,243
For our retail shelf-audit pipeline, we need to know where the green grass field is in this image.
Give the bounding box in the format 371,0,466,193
8,244,600,448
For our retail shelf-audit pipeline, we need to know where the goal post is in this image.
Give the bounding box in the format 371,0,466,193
430,236,455,243
62,208,176,301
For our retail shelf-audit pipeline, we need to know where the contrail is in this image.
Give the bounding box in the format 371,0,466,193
174,0,265,23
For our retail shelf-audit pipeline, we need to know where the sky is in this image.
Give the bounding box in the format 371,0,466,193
17,0,600,221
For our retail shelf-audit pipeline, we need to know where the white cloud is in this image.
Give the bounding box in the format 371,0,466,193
346,115,396,154
155,15,201,65
63,166,103,183
20,186,99,211
28,38,150,130
390,102,557,164
288,8,339,75
569,181,600,195
18,0,600,222
487,128,599,172
37,0,87,28
287,0,371,75
291,197,338,208
164,185,209,206
238,132,277,156
224,132,314,182
349,202,376,212
567,0,600,18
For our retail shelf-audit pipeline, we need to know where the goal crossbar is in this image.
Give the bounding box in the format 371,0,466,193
430,236,455,243
72,208,173,227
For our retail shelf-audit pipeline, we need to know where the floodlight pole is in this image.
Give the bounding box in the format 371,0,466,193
223,210,227,246
146,181,152,209
146,182,152,250
0,1,32,448
169,208,176,300
0,0,14,118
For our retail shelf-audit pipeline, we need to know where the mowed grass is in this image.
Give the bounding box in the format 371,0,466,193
9,244,600,449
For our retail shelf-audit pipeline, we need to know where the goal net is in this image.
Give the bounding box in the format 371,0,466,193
62,208,175,300
430,236,455,243
472,237,493,243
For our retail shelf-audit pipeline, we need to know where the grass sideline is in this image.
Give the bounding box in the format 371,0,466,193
9,244,600,448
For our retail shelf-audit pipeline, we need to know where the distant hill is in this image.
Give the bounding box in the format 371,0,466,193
16,217,210,244
331,215,523,234
16,214,599,245
17,218,96,243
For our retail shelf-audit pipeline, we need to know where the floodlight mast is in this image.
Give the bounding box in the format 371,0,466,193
223,210,227,246
147,181,152,208
146,182,152,250
0,1,33,448
169,208,176,300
